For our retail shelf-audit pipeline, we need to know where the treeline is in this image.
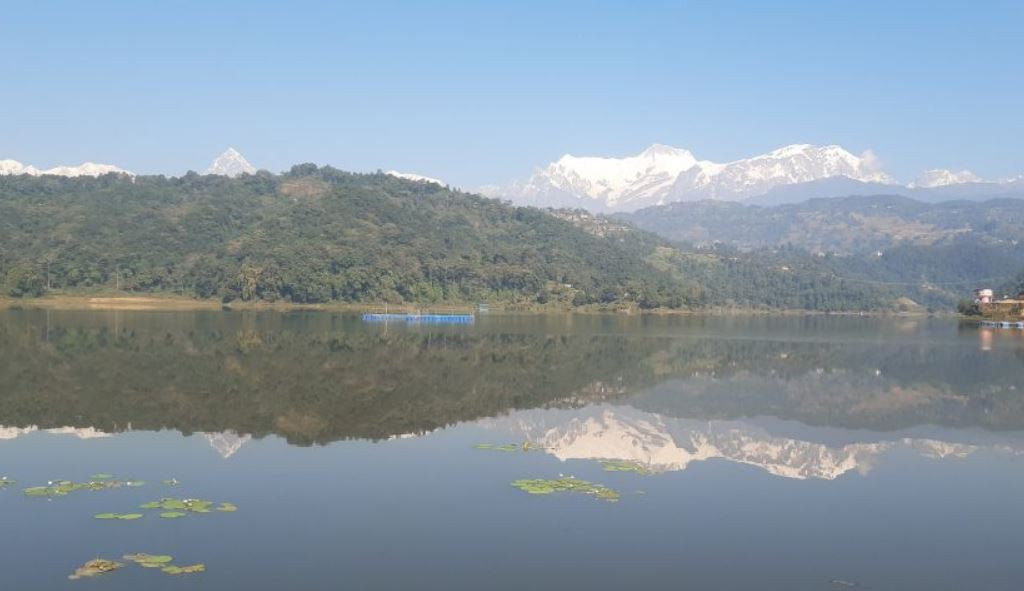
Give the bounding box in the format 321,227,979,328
0,167,686,308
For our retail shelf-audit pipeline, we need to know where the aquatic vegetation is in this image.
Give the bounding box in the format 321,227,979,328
511,477,620,502
23,476,143,497
94,513,143,520
600,460,653,475
161,564,205,575
139,497,236,517
90,473,113,480
68,559,122,580
474,442,538,452
162,478,180,486
123,554,204,576
0,476,14,489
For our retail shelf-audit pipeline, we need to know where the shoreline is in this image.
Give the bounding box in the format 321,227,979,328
0,293,952,317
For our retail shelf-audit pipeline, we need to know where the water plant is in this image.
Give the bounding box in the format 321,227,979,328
474,442,539,452
94,513,143,521
600,460,653,475
162,478,180,486
161,564,205,575
139,497,236,517
23,476,143,497
0,476,14,489
123,554,204,575
90,473,113,480
511,477,620,502
68,559,122,580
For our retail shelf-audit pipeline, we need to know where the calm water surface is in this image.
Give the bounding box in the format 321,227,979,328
1,310,1023,590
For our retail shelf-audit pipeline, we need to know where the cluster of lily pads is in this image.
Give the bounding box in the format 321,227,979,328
24,474,144,497
511,477,621,502
68,554,205,580
123,553,205,575
474,442,544,452
600,460,653,475
139,497,238,519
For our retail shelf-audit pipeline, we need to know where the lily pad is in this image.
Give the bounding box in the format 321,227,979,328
68,559,122,580
90,473,114,480
162,478,180,486
94,513,143,520
23,476,143,497
159,512,187,519
474,442,538,452
139,497,234,517
162,564,205,575
600,460,653,475
123,554,174,566
511,477,621,502
0,476,14,489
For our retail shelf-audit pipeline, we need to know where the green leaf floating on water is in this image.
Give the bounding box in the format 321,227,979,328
139,497,236,517
123,554,173,567
0,476,14,489
600,460,653,475
475,442,540,452
23,476,143,497
90,473,113,480
511,477,621,502
95,513,144,520
161,564,205,575
162,478,180,486
68,559,122,580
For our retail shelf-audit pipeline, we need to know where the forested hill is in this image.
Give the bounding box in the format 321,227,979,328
0,166,687,308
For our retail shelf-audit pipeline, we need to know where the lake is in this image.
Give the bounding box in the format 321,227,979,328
2,309,1024,590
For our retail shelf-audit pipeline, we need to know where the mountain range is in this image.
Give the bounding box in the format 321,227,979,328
3,145,1021,212
483,144,1024,212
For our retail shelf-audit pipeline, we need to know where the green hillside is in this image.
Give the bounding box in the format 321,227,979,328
0,167,686,308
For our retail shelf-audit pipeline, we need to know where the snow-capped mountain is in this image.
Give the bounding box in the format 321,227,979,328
910,169,983,188
0,159,131,177
490,143,896,212
202,430,251,459
386,170,445,186
481,406,1001,481
205,148,256,177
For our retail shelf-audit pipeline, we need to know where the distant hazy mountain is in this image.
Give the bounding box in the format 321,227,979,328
748,176,1024,206
911,168,982,188
0,158,131,177
486,143,896,211
619,194,1024,255
205,148,256,177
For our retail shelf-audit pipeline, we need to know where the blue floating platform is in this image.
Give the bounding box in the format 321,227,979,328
362,313,475,325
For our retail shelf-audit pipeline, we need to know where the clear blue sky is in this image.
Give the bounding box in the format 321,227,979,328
1,0,1021,185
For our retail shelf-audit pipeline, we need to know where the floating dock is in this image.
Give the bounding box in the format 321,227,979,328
981,320,1024,329
362,313,475,325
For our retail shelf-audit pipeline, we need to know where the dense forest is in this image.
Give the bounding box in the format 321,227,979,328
0,169,1015,311
0,167,685,308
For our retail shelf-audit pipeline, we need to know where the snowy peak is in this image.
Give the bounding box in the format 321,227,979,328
910,168,983,188
497,143,897,211
386,170,446,186
0,158,130,177
205,148,256,177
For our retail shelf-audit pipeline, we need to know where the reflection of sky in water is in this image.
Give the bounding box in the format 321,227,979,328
2,310,1024,590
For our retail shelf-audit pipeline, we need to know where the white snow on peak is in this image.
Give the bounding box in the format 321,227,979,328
205,148,256,177
910,168,983,188
497,143,897,211
203,430,251,459
386,170,446,186
0,158,130,177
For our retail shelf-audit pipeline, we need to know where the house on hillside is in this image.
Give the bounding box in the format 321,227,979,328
974,288,994,304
